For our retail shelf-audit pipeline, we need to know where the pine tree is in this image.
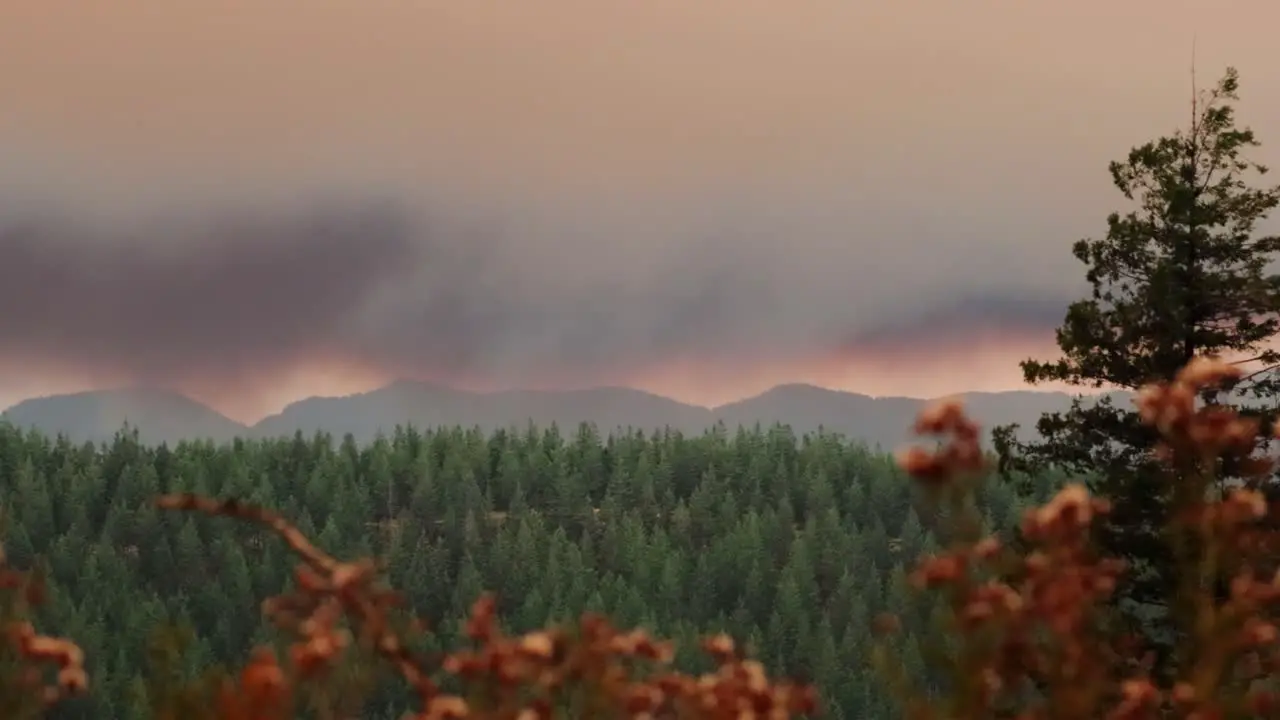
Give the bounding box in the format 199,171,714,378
994,67,1280,677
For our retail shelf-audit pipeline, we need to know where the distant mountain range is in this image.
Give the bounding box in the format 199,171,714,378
0,382,1128,449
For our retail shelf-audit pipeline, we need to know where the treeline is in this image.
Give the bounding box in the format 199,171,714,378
0,420,1066,719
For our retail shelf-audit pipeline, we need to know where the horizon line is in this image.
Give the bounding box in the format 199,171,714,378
0,378,1122,427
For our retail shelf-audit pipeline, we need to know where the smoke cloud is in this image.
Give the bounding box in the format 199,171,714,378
0,197,1079,420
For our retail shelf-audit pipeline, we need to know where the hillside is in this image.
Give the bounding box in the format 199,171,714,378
0,388,250,445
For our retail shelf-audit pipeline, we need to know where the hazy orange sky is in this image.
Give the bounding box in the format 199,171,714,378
2,1,1279,423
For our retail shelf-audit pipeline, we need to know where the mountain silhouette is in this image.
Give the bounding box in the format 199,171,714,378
0,382,1126,448
1,388,249,446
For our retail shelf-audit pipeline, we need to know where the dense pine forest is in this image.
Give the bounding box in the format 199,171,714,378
0,419,1067,719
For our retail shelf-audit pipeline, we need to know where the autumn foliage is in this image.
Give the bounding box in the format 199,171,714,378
880,356,1280,719
9,356,1280,718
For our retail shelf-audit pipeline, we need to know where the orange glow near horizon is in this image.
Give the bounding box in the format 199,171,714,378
621,330,1080,408
180,361,395,424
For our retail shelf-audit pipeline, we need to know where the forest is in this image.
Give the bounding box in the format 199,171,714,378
0,419,1064,719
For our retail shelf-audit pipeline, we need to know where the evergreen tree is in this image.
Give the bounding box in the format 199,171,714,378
994,67,1280,677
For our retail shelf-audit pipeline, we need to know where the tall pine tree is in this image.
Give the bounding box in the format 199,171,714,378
994,67,1280,677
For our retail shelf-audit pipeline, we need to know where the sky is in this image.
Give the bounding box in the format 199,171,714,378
2,1,1280,423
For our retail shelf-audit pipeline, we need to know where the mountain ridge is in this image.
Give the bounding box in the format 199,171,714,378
0,381,1125,448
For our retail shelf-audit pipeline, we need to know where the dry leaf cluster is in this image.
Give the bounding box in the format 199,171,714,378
1,544,88,717
883,357,1280,720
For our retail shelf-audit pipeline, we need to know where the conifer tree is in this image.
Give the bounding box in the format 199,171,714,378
995,67,1280,677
